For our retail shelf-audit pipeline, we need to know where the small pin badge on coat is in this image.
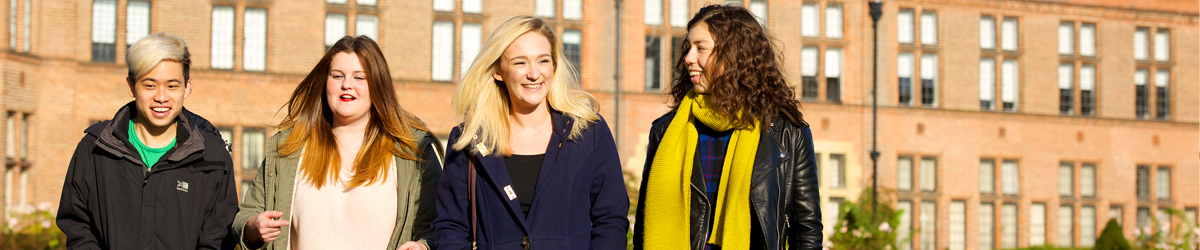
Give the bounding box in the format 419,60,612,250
475,143,488,154
176,180,189,192
503,185,517,200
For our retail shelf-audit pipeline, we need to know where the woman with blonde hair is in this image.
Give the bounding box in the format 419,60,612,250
433,16,628,249
234,36,442,250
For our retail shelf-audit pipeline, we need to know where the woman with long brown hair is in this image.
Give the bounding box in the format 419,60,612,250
633,4,823,250
234,36,442,250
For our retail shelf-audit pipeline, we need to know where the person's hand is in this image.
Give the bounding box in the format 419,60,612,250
397,241,428,250
245,211,290,245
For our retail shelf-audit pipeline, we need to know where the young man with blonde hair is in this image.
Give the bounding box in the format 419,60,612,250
56,33,238,249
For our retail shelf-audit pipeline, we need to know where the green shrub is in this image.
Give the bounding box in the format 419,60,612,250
0,202,66,250
1095,219,1131,250
1131,208,1197,250
828,188,907,250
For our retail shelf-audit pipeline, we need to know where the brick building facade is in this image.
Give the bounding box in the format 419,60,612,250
0,0,1194,249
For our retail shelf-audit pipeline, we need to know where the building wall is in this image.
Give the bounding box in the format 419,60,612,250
0,0,1194,249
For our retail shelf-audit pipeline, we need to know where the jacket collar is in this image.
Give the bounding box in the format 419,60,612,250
469,110,573,235
88,101,207,169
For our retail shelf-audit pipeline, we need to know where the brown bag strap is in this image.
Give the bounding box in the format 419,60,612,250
468,155,478,250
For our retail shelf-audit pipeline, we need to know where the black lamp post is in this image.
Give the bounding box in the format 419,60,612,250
869,0,883,213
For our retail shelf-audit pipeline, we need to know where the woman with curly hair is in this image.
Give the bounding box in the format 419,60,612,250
633,4,823,250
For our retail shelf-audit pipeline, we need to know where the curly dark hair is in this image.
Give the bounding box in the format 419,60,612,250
668,4,806,128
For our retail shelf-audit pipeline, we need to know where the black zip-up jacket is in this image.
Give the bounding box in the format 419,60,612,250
633,111,823,250
56,102,238,250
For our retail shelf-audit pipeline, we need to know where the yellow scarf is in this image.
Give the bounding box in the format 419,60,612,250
643,91,760,250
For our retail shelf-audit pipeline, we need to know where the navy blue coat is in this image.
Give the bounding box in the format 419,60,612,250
433,112,630,250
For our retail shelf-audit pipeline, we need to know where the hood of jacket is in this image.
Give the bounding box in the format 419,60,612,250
84,101,212,169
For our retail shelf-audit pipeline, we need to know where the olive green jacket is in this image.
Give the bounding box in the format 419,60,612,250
232,128,442,250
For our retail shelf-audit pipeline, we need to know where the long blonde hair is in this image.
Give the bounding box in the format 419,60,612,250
451,16,599,156
275,36,439,189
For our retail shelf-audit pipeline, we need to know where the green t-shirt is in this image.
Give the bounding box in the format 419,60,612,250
128,120,177,169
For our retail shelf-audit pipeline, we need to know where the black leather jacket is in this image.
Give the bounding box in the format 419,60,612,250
632,111,823,250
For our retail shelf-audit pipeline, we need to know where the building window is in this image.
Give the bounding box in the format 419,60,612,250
126,1,151,46
1001,17,1017,51
1134,27,1149,61
979,58,995,110
325,13,347,51
1155,70,1169,120
748,0,767,27
898,9,913,44
1186,209,1198,226
562,0,581,20
898,52,913,105
242,129,265,170
562,30,582,80
1156,167,1170,200
979,16,995,50
1135,69,1149,119
1059,162,1073,197
1081,206,1096,247
91,0,117,62
1137,207,1150,229
920,201,936,250
825,48,842,103
669,0,688,27
1001,160,1018,195
1031,203,1046,246
1059,63,1073,115
920,12,936,45
355,14,379,41
218,128,233,152
463,0,482,14
430,20,454,82
1080,23,1096,56
899,200,913,250
979,203,994,250
1110,206,1123,226
1155,29,1169,62
19,115,26,160
1136,166,1150,199
920,54,937,107
5,113,13,159
211,6,235,70
1080,65,1095,116
1002,203,1017,248
1157,208,1170,231
459,22,481,75
826,154,845,188
644,36,662,91
1059,205,1075,246
1081,164,1095,197
950,201,965,250
801,46,819,101
243,8,267,72
1058,22,1074,55
898,156,913,191
825,4,842,39
826,197,844,236
433,0,453,12
919,157,936,192
801,3,818,37
670,36,683,88
1001,59,1018,112
8,0,13,49
980,159,994,194
643,0,661,25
